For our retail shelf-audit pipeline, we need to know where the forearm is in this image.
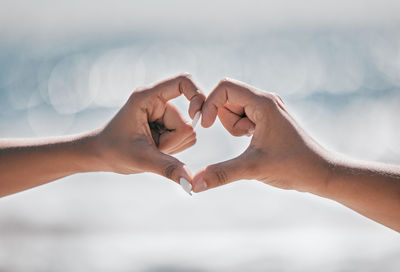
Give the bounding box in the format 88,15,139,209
316,155,400,232
0,130,104,197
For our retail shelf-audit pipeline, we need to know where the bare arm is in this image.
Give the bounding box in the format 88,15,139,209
0,133,103,197
0,74,205,197
320,158,400,232
192,78,400,232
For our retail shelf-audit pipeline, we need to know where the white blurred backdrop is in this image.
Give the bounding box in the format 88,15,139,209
0,1,400,271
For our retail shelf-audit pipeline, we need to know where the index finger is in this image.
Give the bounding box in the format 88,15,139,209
149,73,206,119
201,78,263,128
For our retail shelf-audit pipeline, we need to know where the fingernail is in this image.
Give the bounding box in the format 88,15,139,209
247,128,255,137
192,111,201,128
193,178,207,193
183,165,192,176
180,177,192,196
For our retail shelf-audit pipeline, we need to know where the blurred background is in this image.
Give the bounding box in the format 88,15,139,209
1,0,400,271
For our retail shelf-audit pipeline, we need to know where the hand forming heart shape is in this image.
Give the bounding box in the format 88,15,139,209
96,73,204,184
191,77,331,195
96,73,331,197
1,74,398,232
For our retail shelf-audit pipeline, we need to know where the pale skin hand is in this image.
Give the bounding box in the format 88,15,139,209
0,74,205,197
192,78,400,232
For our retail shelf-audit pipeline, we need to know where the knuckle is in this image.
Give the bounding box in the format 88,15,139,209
198,92,206,99
251,94,281,121
271,93,285,108
270,92,279,98
177,72,192,79
206,165,228,186
133,86,147,94
269,93,282,104
157,89,169,103
128,91,139,102
192,92,206,102
176,72,193,83
252,103,268,122
218,78,233,88
258,94,275,106
129,87,146,102
163,162,179,180
176,73,194,94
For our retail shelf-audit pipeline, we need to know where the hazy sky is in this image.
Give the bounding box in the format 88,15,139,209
1,0,400,40
1,1,400,271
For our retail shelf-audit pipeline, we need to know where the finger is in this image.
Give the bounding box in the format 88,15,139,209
201,78,265,128
163,132,196,154
192,151,256,192
158,130,191,153
148,73,206,119
218,106,255,136
188,93,206,119
164,131,196,154
143,148,193,184
191,111,201,128
179,133,196,147
168,137,197,155
162,102,191,130
158,103,194,152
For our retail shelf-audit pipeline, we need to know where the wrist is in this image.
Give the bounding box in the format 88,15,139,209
304,151,338,197
71,129,110,173
292,149,336,197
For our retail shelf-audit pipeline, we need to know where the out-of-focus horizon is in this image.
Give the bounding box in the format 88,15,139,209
1,1,400,271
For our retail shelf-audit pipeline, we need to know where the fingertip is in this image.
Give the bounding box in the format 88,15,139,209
200,109,217,128
247,127,255,137
178,165,197,195
179,177,193,196
200,119,211,128
193,178,208,193
188,99,202,118
191,111,201,128
178,164,193,183
192,169,208,193
188,92,206,118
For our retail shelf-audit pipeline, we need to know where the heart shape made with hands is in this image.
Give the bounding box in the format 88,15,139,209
184,80,259,195
128,75,255,196
130,74,295,197
118,74,328,199
152,103,247,196
173,78,297,196
142,77,259,196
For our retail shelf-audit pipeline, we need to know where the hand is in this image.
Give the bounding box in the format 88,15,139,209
96,73,205,183
192,78,332,194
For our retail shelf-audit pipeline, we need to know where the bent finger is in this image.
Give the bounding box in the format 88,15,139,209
218,106,255,136
158,103,194,152
168,137,197,155
201,78,263,128
148,73,206,119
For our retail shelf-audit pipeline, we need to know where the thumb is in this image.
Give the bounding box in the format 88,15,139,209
192,152,257,192
144,149,193,184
